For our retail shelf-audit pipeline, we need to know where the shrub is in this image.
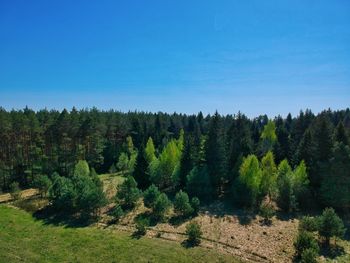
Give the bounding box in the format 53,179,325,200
174,190,193,217
33,175,52,198
185,221,202,246
299,216,319,232
318,207,346,246
153,193,171,221
143,184,160,209
135,217,149,236
294,231,319,258
259,202,275,224
190,197,200,215
116,176,141,209
301,248,318,263
111,205,124,222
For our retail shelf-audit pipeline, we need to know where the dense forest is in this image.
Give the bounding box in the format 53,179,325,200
0,106,350,213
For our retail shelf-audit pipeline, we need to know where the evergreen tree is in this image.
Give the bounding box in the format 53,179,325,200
205,111,226,198
133,145,150,190
116,176,141,209
318,208,346,246
334,121,348,145
186,165,213,203
320,142,350,210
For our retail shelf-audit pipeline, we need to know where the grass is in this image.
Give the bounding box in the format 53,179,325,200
0,205,239,263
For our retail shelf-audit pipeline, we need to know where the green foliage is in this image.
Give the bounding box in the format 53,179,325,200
9,182,21,200
233,154,262,208
186,165,213,203
301,248,318,263
145,137,156,163
190,197,200,215
299,216,319,232
276,159,296,212
259,201,275,224
318,207,346,246
135,217,149,236
33,174,52,197
116,176,141,209
174,190,193,217
49,162,107,217
150,138,182,190
117,153,130,173
205,111,227,198
320,142,350,210
260,121,277,154
153,193,171,220
74,160,90,178
260,151,277,197
143,184,161,209
111,205,124,222
133,145,150,190
292,160,309,204
185,221,202,246
294,231,319,258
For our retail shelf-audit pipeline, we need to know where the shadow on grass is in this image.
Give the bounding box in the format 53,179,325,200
134,211,159,227
32,205,97,228
181,239,200,248
320,243,346,259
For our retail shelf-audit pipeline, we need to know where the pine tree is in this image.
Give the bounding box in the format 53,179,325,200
320,142,350,210
133,145,150,190
334,121,348,145
205,111,227,198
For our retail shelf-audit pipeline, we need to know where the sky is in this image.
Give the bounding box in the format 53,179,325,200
0,0,349,117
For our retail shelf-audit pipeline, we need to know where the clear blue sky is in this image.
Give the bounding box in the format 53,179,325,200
1,0,349,117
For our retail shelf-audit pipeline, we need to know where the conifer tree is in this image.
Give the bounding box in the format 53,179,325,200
133,145,150,190
205,111,226,198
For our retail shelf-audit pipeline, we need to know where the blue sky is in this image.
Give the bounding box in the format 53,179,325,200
0,0,349,117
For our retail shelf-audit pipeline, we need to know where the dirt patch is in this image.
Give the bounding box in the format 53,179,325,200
0,188,39,203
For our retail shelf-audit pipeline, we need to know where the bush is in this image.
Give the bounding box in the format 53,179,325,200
294,231,319,258
33,174,52,198
116,176,141,209
190,197,200,215
301,248,318,263
185,221,202,246
111,205,124,222
153,193,171,221
259,202,275,224
299,216,319,232
174,190,193,217
143,184,160,209
9,182,21,200
318,207,346,246
135,217,149,236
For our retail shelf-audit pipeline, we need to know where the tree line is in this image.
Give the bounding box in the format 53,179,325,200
0,106,350,212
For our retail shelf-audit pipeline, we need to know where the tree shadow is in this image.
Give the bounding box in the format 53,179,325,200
169,214,191,226
32,205,97,228
181,239,200,248
134,211,158,227
320,243,346,259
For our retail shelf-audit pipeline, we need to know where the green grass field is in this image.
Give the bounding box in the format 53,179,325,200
0,205,238,263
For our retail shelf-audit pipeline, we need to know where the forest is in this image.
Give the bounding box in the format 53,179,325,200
1,107,350,262
1,107,349,211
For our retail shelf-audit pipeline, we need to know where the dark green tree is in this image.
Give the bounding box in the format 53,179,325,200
133,145,150,190
318,208,346,246
205,111,227,198
116,176,141,209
